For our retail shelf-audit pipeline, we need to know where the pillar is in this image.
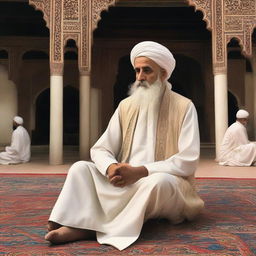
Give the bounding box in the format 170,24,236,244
79,74,90,160
214,73,228,160
252,50,256,139
49,75,63,165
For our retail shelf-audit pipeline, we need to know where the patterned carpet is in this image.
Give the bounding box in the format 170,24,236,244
0,174,255,256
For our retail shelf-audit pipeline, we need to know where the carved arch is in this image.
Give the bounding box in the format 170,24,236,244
29,0,117,74
187,0,256,74
92,0,116,31
29,0,50,29
186,0,212,30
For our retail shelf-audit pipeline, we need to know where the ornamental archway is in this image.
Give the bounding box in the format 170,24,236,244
28,0,256,163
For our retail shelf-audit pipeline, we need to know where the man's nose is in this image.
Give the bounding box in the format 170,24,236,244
137,71,145,81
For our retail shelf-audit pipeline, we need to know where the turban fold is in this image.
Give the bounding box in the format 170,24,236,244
236,109,249,119
13,116,23,125
130,41,176,80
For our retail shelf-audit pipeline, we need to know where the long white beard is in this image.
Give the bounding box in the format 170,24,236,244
128,78,164,110
128,78,165,128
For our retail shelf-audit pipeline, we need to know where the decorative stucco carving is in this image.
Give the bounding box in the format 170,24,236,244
50,62,64,75
92,0,116,31
29,0,50,28
64,0,79,20
52,0,62,64
187,0,212,30
187,0,256,74
29,0,116,75
224,0,255,15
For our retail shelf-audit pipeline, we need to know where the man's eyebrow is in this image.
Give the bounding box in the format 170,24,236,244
134,66,152,71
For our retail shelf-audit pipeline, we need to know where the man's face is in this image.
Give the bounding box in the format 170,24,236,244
237,118,249,126
13,121,18,130
239,118,248,126
134,57,166,85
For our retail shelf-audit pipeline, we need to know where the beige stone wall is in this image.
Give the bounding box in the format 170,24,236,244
0,36,252,145
0,64,17,145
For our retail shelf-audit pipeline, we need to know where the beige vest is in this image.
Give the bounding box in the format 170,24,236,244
118,85,204,220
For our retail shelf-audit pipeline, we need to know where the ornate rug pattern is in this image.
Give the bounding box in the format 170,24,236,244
0,174,255,256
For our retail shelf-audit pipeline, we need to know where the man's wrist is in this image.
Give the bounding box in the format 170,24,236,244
134,166,148,178
106,163,118,176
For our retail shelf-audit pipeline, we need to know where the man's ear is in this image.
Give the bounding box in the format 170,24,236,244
160,69,167,81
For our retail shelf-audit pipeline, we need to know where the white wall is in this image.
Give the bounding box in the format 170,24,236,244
0,65,17,145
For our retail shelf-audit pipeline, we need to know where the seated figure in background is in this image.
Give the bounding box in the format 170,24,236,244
0,116,31,165
219,109,256,166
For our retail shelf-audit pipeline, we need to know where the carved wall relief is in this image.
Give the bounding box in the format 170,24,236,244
187,0,256,74
29,0,116,75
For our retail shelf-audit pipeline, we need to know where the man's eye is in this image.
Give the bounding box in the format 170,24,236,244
134,67,152,74
143,68,152,74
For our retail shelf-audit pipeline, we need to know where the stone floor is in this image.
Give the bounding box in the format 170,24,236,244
0,145,256,178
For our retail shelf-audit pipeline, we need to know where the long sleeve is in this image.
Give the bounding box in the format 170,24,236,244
90,108,122,176
5,130,19,155
144,103,200,177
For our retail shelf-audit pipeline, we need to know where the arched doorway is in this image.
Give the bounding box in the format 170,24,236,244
112,53,207,141
32,86,79,145
228,91,239,126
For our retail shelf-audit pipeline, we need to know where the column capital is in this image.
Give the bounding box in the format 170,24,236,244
50,62,64,76
213,65,227,76
79,68,91,76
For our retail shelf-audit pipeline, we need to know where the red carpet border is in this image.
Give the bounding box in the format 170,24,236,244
0,174,255,255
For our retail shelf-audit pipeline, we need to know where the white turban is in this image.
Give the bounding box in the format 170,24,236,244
130,41,176,80
236,109,249,119
13,116,23,125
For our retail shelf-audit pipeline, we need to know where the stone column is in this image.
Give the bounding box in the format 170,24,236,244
214,73,228,160
79,73,90,160
49,64,63,165
90,87,102,147
251,49,256,139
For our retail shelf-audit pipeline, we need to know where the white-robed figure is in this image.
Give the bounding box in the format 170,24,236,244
219,109,256,166
0,116,31,165
45,41,204,250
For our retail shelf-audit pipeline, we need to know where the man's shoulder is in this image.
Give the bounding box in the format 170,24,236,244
166,90,192,111
169,90,191,103
120,95,133,103
226,122,242,133
118,96,134,109
15,126,28,134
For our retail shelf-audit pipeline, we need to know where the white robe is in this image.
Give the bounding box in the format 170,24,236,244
49,102,200,250
0,126,31,165
218,121,256,166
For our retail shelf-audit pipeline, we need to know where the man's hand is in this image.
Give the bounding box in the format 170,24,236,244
107,164,148,187
107,163,130,179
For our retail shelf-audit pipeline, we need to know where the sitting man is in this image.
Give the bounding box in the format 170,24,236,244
45,41,204,250
219,109,256,166
0,116,31,165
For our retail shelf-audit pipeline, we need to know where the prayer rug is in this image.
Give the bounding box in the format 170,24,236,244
0,174,255,256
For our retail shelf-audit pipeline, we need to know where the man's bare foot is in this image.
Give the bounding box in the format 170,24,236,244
45,226,95,244
47,221,61,231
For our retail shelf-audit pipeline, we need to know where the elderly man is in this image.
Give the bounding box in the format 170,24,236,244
0,116,31,165
45,41,204,250
219,109,256,166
